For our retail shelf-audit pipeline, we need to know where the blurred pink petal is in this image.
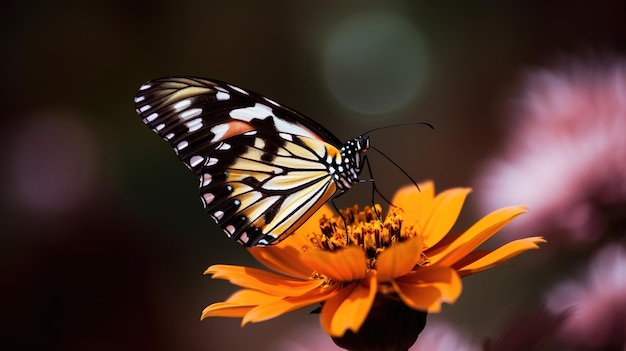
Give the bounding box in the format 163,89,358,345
545,244,626,348
270,319,479,351
410,321,479,351
272,322,342,351
483,307,568,350
475,58,626,244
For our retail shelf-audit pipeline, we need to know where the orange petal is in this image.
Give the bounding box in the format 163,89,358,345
242,284,340,325
205,265,322,296
201,302,253,319
377,235,423,282
224,288,282,304
248,245,312,280
201,289,280,319
429,206,527,267
393,266,462,312
300,246,367,282
456,237,546,277
392,283,441,313
247,206,336,279
399,265,462,303
421,187,471,248
389,182,434,228
320,271,378,337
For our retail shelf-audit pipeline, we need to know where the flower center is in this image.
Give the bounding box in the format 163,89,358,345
307,205,420,267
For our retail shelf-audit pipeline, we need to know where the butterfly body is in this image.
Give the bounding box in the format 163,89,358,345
134,77,369,246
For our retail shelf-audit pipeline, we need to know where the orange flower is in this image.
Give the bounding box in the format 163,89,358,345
201,181,545,338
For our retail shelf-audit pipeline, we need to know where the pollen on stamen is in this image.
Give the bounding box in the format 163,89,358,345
307,204,410,267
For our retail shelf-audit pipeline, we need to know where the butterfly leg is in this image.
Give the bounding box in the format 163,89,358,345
358,155,395,221
330,196,352,245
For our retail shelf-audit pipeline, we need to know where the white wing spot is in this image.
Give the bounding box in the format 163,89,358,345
146,112,158,122
201,173,212,187
164,132,175,140
216,91,230,100
190,155,204,167
139,83,151,90
186,118,203,132
155,123,165,131
210,124,229,142
173,99,191,111
207,157,218,166
134,96,145,103
229,103,272,122
228,84,249,95
214,210,224,220
217,142,231,151
279,133,293,141
202,192,215,205
180,108,202,120
244,130,257,136
139,105,151,113
176,140,188,151
258,238,271,245
273,116,317,139
225,225,236,235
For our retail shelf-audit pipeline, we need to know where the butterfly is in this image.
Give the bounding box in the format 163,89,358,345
134,77,371,247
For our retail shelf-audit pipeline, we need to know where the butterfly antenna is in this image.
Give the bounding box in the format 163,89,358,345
362,121,434,136
370,146,421,192
361,122,433,193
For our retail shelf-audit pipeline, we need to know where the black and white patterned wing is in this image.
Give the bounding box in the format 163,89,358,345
133,77,345,246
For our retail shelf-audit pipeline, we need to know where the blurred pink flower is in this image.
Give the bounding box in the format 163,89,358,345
272,320,479,351
545,244,626,349
410,321,479,351
483,307,568,350
273,323,342,351
475,59,626,243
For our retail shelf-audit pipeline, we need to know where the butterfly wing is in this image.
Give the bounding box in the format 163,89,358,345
134,77,344,246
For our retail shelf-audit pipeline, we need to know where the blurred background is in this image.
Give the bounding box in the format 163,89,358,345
2,1,626,350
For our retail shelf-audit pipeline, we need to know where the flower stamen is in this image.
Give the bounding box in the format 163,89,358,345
308,204,420,271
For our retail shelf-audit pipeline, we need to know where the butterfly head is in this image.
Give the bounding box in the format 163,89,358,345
353,134,370,172
354,135,370,153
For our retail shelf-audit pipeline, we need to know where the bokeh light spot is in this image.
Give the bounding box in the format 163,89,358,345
7,113,99,213
323,12,428,116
